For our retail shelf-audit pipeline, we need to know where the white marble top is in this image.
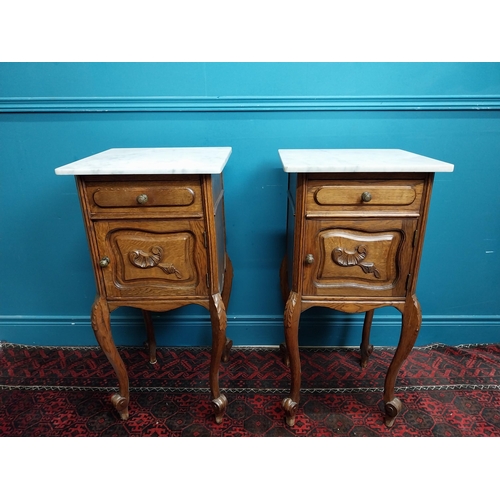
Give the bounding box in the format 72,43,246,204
55,147,232,175
278,149,454,173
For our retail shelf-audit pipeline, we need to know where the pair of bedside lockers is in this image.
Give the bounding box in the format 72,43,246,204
55,147,454,428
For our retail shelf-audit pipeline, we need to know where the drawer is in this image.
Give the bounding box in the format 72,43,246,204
84,175,203,218
306,177,425,216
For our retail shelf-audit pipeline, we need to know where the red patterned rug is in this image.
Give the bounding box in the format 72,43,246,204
1,341,500,436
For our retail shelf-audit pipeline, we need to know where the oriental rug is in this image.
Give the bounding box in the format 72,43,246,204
1,342,500,437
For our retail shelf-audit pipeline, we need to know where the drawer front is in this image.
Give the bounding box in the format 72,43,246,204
85,176,203,217
306,178,424,215
94,219,208,299
302,218,417,298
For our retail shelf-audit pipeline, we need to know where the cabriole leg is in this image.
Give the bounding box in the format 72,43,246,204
91,296,130,420
383,295,422,427
209,293,228,424
282,291,301,426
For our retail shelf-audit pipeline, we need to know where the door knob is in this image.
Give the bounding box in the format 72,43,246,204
136,194,148,204
305,254,314,265
99,256,110,268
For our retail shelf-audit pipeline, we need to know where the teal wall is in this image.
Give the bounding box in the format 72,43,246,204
1,63,499,347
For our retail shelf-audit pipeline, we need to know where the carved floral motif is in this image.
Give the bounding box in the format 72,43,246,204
332,245,381,278
128,246,182,278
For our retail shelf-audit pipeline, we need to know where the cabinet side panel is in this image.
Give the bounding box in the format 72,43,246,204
286,173,297,294
212,173,226,294
75,176,106,298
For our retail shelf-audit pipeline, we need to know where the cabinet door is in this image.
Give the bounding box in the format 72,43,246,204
94,220,208,299
302,218,417,298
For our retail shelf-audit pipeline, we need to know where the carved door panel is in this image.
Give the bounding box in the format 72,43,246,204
302,218,417,298
94,220,208,298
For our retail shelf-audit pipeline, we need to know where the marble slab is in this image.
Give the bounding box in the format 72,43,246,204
55,147,232,175
278,149,454,173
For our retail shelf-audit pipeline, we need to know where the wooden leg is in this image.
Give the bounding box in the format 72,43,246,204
221,337,233,363
282,291,301,426
220,255,233,363
383,295,422,427
142,310,157,365
279,342,290,367
209,293,228,424
360,309,374,368
90,296,130,420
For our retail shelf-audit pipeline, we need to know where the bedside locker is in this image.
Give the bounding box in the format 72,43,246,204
56,147,233,423
278,149,454,427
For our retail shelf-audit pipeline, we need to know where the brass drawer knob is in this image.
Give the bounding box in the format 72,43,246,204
99,256,110,268
361,191,372,202
136,194,148,204
305,254,314,265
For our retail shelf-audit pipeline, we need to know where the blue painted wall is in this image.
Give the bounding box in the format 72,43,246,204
1,63,499,347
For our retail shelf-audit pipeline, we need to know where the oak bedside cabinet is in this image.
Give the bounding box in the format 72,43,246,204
55,147,233,423
278,149,453,427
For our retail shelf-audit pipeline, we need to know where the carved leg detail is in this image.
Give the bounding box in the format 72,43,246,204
209,293,228,424
360,309,374,368
91,296,130,420
142,310,157,365
282,397,299,427
212,394,228,424
383,295,422,427
283,291,301,426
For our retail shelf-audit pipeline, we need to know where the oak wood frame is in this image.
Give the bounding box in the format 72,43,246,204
280,171,434,427
76,173,233,423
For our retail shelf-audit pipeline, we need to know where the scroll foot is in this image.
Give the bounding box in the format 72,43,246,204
384,397,403,428
279,343,290,367
111,393,130,421
212,394,228,424
360,344,373,368
221,338,233,363
282,397,299,427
